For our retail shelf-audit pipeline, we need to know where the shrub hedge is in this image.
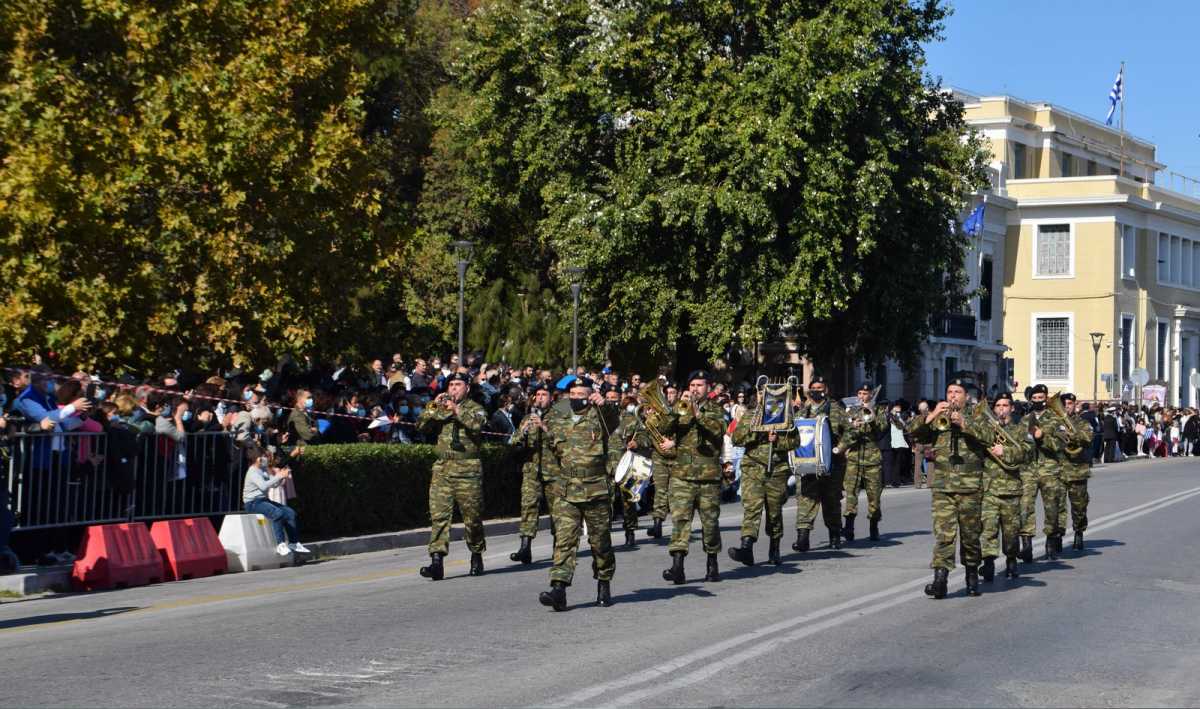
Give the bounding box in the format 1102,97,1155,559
289,443,525,540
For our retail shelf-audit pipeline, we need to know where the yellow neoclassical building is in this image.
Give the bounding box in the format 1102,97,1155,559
958,90,1200,405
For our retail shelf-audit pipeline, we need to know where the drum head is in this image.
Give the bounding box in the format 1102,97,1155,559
614,450,635,483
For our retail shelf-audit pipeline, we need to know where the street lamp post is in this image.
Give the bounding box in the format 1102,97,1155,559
1090,332,1105,404
567,267,585,372
452,240,474,367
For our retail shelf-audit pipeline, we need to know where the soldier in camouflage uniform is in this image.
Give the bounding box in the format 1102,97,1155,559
644,385,678,539
508,386,558,565
605,388,639,547
906,379,993,598
841,382,886,542
662,370,727,585
978,392,1030,582
538,378,621,611
1019,384,1066,561
792,376,847,552
1055,394,1094,551
416,372,489,580
729,398,799,566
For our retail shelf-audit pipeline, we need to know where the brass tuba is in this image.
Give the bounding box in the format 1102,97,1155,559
635,380,677,458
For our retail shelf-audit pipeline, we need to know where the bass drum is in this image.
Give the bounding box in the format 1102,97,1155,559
788,415,833,477
614,450,653,503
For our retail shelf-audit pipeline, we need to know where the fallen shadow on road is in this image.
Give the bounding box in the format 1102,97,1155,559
0,606,139,630
1061,538,1125,560
608,585,717,605
719,560,803,581
782,549,858,562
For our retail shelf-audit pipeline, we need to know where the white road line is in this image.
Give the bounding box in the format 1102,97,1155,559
550,485,1200,708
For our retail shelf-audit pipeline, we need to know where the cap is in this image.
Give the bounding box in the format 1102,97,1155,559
446,372,471,385
810,375,825,385
687,369,712,384
993,391,1014,404
569,377,595,390
1061,392,1077,402
857,382,872,393
1030,384,1049,396
946,378,969,391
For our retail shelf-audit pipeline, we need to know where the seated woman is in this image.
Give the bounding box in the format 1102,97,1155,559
241,445,309,556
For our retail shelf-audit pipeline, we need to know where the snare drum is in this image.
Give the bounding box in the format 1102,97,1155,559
614,450,653,503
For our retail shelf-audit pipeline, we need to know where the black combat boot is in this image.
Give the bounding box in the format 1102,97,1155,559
728,536,755,566
509,536,532,564
965,568,982,597
469,552,484,576
768,538,782,566
1044,536,1059,561
419,553,444,581
539,581,567,611
705,553,721,582
647,518,663,539
1019,535,1034,564
842,514,856,542
596,580,612,607
792,528,810,552
1074,531,1084,551
1004,556,1020,579
625,530,637,548
828,527,842,550
924,568,948,599
979,557,995,583
663,551,686,584
869,516,880,542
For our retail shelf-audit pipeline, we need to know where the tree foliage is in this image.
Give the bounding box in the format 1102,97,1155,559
425,0,988,370
0,0,457,371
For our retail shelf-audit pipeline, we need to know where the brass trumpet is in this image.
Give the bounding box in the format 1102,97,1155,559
932,401,962,432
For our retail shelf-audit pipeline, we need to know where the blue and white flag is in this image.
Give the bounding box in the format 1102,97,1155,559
1106,67,1123,126
963,203,985,237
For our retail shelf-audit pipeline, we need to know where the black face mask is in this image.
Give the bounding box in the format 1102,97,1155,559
809,391,826,402
569,398,588,413
1031,400,1046,411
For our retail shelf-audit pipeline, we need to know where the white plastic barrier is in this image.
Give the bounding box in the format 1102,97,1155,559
218,514,290,572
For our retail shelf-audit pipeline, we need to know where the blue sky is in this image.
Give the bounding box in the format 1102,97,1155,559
923,0,1200,185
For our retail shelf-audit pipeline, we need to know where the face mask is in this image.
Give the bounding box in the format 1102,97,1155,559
258,457,269,469
254,424,265,433
46,380,56,394
243,390,254,401
160,406,171,417
355,407,366,417
810,391,826,401
420,396,430,404
413,407,424,416
181,410,193,422
399,406,410,415
305,398,313,410
1032,401,1046,411
626,404,636,413
93,388,107,401
569,398,588,413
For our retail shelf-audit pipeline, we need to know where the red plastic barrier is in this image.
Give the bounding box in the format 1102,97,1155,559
71,523,163,591
150,517,228,581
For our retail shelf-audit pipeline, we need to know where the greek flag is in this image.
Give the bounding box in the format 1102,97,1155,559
963,203,985,237
1106,67,1123,126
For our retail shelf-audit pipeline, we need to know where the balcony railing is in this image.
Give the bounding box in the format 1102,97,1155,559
932,313,977,340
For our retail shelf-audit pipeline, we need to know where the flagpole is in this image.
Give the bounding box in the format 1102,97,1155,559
1119,61,1126,179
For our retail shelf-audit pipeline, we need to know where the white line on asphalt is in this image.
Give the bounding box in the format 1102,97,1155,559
549,484,1200,708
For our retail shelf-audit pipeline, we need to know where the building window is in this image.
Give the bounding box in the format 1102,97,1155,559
944,357,958,391
1193,246,1200,289
1185,241,1194,287
1060,152,1073,177
1159,233,1169,282
1035,224,1071,277
1171,236,1182,283
1121,315,1135,382
1158,320,1170,381
979,256,993,322
1087,160,1098,176
1035,317,1070,380
1121,225,1136,279
1011,143,1026,180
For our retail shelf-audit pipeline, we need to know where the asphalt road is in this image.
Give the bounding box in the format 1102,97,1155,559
3,456,1200,708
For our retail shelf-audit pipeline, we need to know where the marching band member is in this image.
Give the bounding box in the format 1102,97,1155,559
509,386,558,564
1019,384,1066,561
1055,393,1095,551
729,395,799,566
841,383,886,542
978,393,1029,581
605,387,640,548
792,377,848,551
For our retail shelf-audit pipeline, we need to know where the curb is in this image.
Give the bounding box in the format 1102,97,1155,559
305,514,552,559
0,565,72,597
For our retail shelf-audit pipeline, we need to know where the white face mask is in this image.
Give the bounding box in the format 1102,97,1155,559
626,404,636,413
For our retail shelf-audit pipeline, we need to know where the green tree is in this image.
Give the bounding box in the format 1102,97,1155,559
467,271,571,368
424,0,988,372
0,0,458,372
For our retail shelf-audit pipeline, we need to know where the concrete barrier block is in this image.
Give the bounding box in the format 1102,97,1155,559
218,514,288,572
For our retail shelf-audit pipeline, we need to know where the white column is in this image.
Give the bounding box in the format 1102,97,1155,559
1171,316,1183,406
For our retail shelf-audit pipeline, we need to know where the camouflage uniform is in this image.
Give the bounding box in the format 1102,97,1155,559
644,422,677,525
546,400,620,586
730,407,797,541
1019,409,1066,537
980,420,1031,560
417,397,489,556
607,408,641,533
794,400,847,534
514,411,560,539
907,411,990,571
1055,413,1094,534
668,399,727,555
841,412,885,521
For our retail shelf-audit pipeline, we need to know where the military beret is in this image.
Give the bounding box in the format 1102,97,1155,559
993,391,1014,404
687,369,712,384
1030,384,1048,396
946,378,969,390
446,372,471,385
857,382,872,393
810,375,825,385
569,376,594,390
1060,392,1076,402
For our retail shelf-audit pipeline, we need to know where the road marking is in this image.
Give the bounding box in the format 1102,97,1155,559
549,484,1200,708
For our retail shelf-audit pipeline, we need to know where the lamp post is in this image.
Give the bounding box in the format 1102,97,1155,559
452,240,474,367
1090,332,1105,404
567,267,585,372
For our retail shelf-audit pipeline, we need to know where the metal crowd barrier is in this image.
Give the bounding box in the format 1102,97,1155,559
3,430,243,531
